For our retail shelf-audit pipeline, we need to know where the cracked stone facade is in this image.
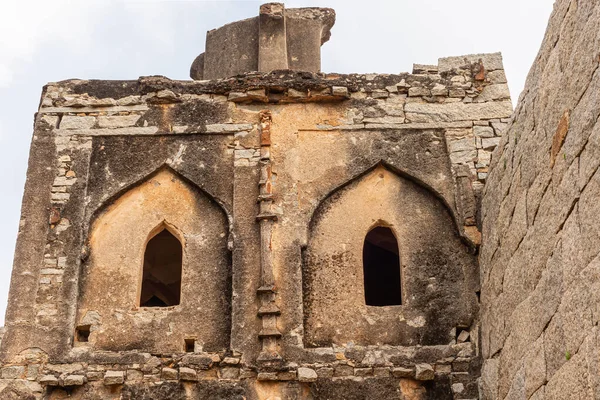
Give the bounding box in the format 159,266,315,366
0,3,519,400
480,0,600,399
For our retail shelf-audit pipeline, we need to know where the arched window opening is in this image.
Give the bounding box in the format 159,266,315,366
363,226,401,306
140,229,183,307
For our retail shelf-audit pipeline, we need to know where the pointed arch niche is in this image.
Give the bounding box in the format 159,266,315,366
76,168,231,353
303,165,477,347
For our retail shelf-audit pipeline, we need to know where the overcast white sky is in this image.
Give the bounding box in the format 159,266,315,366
0,0,554,325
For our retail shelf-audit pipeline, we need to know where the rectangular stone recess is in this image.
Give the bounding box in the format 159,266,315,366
75,325,91,343
184,338,195,353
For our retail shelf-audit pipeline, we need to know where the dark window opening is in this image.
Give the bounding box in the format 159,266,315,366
140,229,183,307
75,325,91,343
184,338,195,353
363,226,401,306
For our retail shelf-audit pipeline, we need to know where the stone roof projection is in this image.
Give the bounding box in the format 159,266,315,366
0,2,526,399
190,3,335,80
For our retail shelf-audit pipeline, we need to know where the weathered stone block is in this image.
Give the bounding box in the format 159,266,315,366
219,368,240,380
298,367,318,382
449,88,466,98
239,369,257,380
205,124,254,133
277,371,296,381
55,126,159,136
63,375,86,386
371,89,389,99
97,115,141,128
221,357,240,366
438,52,504,73
475,84,511,103
392,367,413,378
126,369,143,381
373,367,390,377
1,366,25,379
481,137,501,150
431,84,448,96
180,355,213,369
408,87,431,97
415,364,435,381
334,365,353,377
179,367,198,381
474,125,495,138
60,116,96,130
86,371,104,381
449,137,475,153
39,375,59,386
161,368,178,381
103,371,125,386
450,149,477,164
316,367,334,378
405,101,513,123
353,367,372,377
452,382,465,393
488,70,508,84
257,372,278,381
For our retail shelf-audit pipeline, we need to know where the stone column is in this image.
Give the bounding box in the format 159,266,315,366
256,110,282,366
258,3,289,73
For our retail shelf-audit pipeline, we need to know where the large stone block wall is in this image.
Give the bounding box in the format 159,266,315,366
480,0,600,399
1,52,511,399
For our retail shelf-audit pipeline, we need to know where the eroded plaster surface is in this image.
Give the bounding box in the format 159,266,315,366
304,166,477,347
78,168,231,353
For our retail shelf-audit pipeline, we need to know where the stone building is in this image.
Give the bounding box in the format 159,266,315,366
0,2,535,399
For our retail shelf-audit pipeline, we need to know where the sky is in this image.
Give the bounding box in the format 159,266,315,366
0,0,554,325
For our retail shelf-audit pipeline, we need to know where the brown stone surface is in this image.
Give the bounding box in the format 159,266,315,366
77,168,231,353
480,0,600,398
0,5,515,398
304,166,477,347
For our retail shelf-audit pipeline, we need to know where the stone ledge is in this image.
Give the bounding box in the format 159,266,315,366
438,52,504,73
40,56,506,109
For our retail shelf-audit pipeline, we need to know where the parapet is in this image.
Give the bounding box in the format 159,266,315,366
190,3,335,80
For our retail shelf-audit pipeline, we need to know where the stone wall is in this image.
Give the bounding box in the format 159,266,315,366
480,0,600,399
2,52,511,399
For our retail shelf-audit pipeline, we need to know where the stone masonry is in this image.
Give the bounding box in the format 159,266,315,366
190,4,335,80
480,0,600,399
0,3,515,399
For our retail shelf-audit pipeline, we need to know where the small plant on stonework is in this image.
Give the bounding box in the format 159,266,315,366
565,350,571,360
563,153,566,160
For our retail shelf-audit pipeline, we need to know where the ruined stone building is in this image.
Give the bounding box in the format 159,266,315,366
0,1,596,399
